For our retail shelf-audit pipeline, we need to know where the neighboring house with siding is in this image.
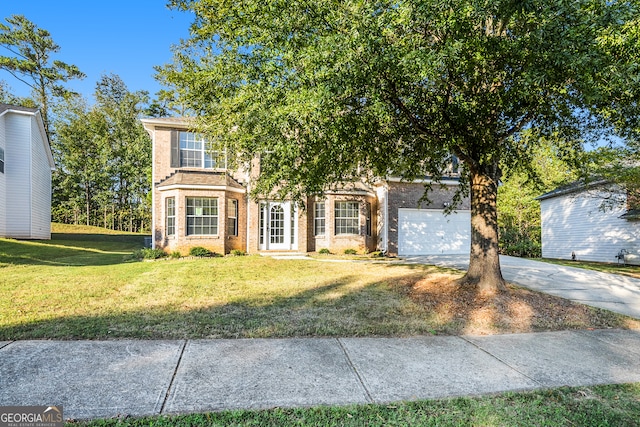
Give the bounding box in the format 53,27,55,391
0,104,55,240
538,182,640,265
142,117,470,256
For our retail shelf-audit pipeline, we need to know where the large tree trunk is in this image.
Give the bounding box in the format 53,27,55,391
459,164,506,295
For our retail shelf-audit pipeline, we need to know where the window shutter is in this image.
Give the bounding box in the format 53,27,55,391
170,131,179,168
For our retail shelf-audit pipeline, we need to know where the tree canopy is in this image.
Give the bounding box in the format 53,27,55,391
0,14,85,133
498,139,576,258
159,0,640,293
52,74,152,232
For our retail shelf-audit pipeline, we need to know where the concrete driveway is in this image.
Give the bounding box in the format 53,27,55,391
399,255,640,319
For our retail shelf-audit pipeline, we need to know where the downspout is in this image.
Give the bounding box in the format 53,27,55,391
383,184,389,254
246,181,251,254
150,126,156,249
29,115,33,238
375,183,389,254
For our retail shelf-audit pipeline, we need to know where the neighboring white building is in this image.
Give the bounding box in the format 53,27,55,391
0,104,55,240
538,183,640,265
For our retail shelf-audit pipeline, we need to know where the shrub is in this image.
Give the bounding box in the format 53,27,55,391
189,246,212,257
131,248,167,260
500,241,541,258
230,249,246,256
188,247,224,257
318,248,331,255
170,251,181,259
343,248,357,255
369,251,384,258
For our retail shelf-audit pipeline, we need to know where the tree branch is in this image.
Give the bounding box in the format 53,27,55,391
498,111,534,141
0,43,29,61
1,67,35,90
380,73,438,140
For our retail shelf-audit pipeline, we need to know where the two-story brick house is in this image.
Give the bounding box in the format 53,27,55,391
142,117,470,256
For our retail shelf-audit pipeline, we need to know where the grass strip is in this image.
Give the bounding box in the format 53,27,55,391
70,383,640,426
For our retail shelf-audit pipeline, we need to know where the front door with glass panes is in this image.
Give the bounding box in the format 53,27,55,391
259,201,298,251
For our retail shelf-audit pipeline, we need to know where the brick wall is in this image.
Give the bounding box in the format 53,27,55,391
156,189,248,255
151,127,248,255
311,193,377,254
152,127,174,250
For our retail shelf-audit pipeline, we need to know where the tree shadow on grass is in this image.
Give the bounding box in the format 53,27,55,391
0,234,145,267
1,269,638,341
0,277,418,340
392,273,640,335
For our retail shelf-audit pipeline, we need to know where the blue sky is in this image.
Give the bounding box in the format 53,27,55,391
0,1,193,102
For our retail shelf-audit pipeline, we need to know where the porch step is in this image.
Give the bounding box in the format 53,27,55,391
259,252,310,260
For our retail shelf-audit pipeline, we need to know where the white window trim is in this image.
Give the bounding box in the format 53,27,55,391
334,201,360,235
314,201,326,236
158,184,245,194
227,199,238,236
179,131,227,169
166,197,176,236
186,197,219,236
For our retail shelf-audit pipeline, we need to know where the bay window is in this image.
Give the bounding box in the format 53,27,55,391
186,197,218,235
335,201,359,235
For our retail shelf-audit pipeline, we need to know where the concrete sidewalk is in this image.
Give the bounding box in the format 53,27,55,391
2,329,640,420
400,255,640,319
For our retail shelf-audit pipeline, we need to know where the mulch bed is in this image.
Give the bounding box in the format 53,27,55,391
395,273,640,335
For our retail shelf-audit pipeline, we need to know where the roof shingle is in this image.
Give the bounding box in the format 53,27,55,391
157,170,245,190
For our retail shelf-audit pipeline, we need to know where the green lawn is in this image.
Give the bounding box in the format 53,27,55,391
0,226,452,339
69,384,640,427
538,258,640,279
1,225,639,340
3,226,640,426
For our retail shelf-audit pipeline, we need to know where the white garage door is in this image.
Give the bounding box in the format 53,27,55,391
398,209,471,255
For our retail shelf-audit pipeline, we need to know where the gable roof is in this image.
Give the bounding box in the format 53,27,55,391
0,104,39,115
536,179,610,201
0,103,55,170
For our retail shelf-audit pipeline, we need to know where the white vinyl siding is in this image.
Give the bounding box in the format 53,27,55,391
398,209,471,255
5,113,32,238
29,116,52,239
0,117,5,236
540,192,640,264
0,109,52,239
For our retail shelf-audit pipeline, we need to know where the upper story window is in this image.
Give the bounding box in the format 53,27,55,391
178,132,225,169
0,147,4,173
444,155,459,176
